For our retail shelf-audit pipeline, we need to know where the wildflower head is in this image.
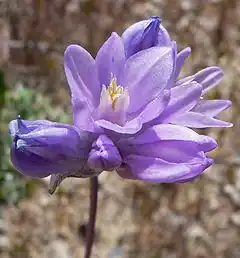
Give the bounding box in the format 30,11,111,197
8,17,232,190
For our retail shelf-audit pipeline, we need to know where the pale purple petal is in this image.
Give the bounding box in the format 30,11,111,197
175,47,191,78
194,67,224,94
175,158,214,183
118,124,216,183
169,111,233,128
96,117,142,135
175,66,223,95
123,140,207,162
175,75,193,87
64,45,99,131
121,124,217,152
157,24,171,46
128,89,170,123
96,32,126,86
166,41,177,89
158,82,202,123
192,99,232,117
124,155,209,183
120,46,174,113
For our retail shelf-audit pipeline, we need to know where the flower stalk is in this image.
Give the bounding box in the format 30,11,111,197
84,176,99,258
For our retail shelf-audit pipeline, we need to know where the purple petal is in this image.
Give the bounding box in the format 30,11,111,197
124,140,207,162
9,119,89,139
120,46,174,114
88,135,122,171
158,82,202,123
175,158,214,183
175,47,191,78
157,24,171,47
11,143,86,179
11,145,54,178
118,124,216,183
9,116,31,137
124,155,209,183
128,89,170,123
122,17,171,58
16,127,84,157
175,67,223,95
175,75,193,87
192,99,232,117
96,117,142,135
121,124,217,153
96,32,126,86
122,18,160,58
194,67,224,94
169,111,233,128
64,45,99,131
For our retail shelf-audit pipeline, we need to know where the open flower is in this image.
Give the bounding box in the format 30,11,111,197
9,18,232,193
64,33,174,135
62,32,225,184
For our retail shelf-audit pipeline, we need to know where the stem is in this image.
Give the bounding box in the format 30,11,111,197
84,176,98,258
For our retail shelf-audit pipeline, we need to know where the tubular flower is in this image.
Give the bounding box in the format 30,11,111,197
9,18,232,192
9,117,96,179
122,17,232,128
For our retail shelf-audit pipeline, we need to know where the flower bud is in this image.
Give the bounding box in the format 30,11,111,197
9,116,87,178
122,16,171,58
88,135,122,171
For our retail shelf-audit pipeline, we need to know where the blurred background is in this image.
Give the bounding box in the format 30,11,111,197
0,0,239,257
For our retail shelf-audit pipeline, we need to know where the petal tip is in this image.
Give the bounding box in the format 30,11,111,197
185,47,191,53
111,32,121,38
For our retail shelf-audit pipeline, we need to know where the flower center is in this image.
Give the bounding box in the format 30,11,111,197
107,76,124,109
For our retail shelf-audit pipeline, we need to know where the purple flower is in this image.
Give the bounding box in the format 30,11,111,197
117,124,216,183
64,33,174,135
9,116,95,178
62,32,223,184
9,19,232,191
122,17,232,128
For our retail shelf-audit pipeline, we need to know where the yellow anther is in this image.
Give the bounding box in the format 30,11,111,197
107,76,124,109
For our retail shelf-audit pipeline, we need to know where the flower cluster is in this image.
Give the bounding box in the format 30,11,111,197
9,17,232,192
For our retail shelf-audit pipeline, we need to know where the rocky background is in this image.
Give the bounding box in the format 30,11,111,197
0,0,239,257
